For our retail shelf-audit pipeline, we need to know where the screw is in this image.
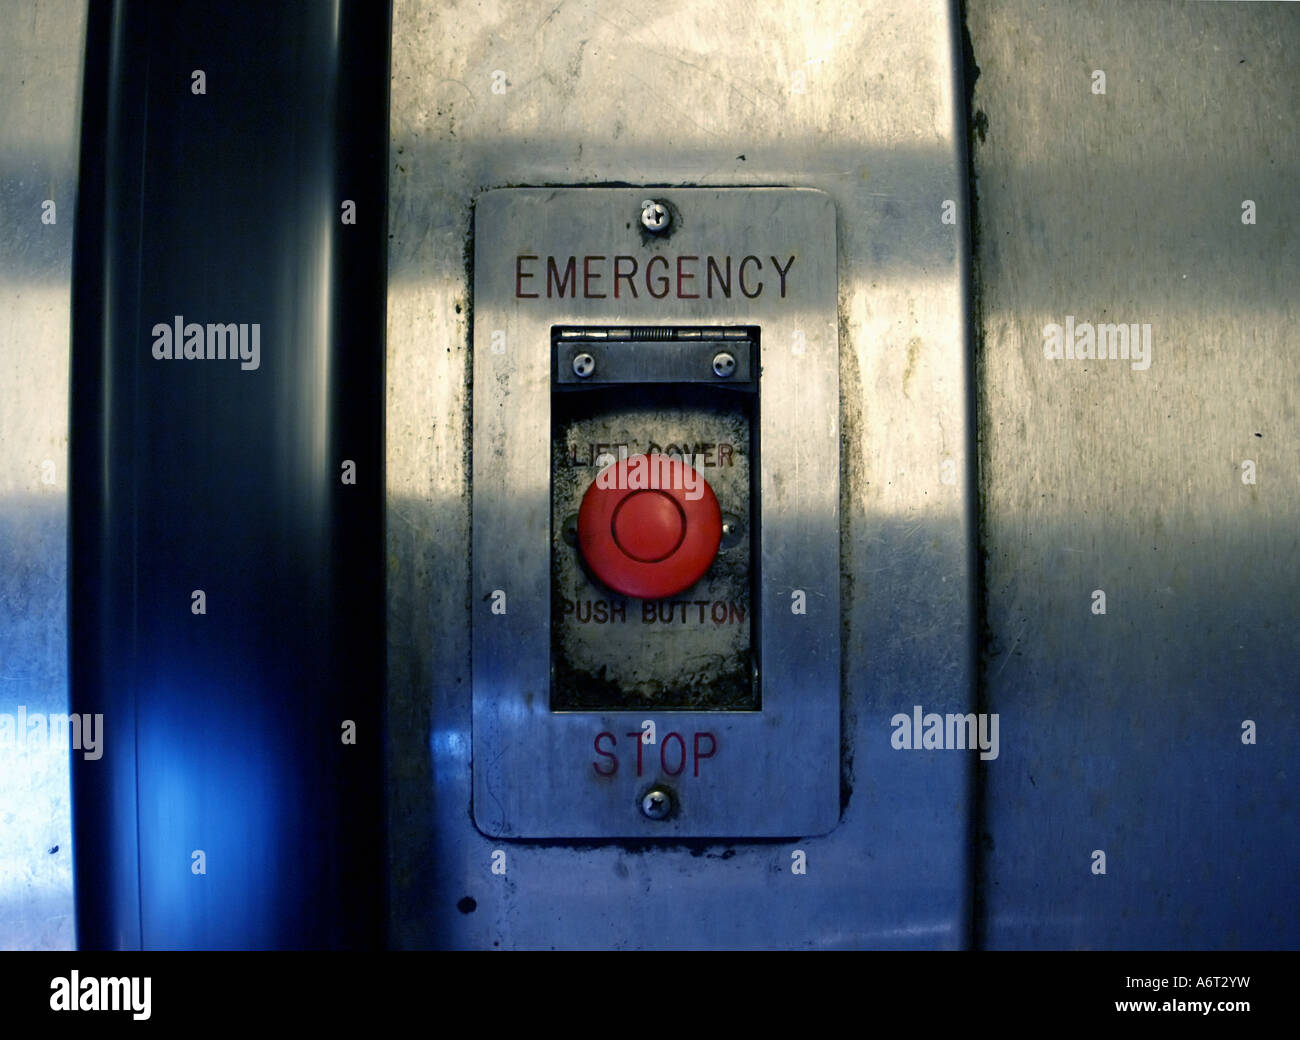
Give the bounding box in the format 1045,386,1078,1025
561,513,579,546
641,787,672,820
640,199,670,233
572,352,595,378
720,512,744,548
712,351,736,378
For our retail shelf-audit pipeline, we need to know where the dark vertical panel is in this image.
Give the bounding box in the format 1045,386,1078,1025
70,0,390,950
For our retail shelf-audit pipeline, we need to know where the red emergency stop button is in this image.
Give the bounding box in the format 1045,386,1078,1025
613,491,685,562
578,453,722,599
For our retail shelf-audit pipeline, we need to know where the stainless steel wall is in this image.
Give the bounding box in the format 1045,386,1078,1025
0,0,86,950
3,0,1295,951
386,0,977,947
967,0,1299,948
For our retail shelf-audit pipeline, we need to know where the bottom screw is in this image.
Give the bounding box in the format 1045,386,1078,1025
641,787,673,820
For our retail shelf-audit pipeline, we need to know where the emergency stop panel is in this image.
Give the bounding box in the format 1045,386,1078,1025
472,188,839,838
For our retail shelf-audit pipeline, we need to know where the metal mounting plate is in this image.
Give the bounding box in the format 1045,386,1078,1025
471,187,839,838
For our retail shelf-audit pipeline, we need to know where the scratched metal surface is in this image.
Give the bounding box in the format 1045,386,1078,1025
967,0,1300,948
0,0,86,950
387,0,975,946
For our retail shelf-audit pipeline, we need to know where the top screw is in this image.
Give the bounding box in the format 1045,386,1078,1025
640,199,670,233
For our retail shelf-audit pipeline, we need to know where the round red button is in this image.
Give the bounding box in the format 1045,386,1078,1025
577,454,722,599
612,491,686,562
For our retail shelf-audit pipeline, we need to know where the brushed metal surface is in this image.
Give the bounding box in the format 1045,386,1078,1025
9,0,1290,952
388,0,975,946
0,0,86,951
471,188,839,838
967,0,1300,948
